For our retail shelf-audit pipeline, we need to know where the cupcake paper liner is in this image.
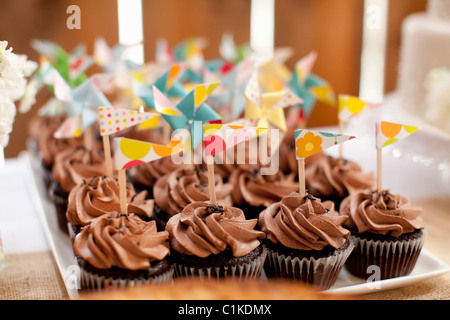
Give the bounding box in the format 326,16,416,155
174,247,268,281
50,183,70,234
344,230,426,280
78,264,175,290
264,242,355,290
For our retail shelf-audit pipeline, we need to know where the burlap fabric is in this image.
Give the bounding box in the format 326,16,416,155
0,197,448,300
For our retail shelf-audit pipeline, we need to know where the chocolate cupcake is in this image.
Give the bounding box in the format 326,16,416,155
305,155,375,210
127,156,184,196
165,202,267,280
74,213,173,290
340,190,425,280
66,176,156,239
259,192,354,290
50,146,106,233
153,166,233,229
28,114,83,192
228,165,299,220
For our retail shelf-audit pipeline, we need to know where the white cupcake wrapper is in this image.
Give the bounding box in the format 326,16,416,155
174,247,268,281
346,230,426,279
264,241,355,290
78,264,174,291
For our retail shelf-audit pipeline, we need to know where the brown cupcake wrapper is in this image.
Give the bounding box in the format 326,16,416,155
50,184,70,234
264,242,355,290
345,230,426,280
78,264,175,290
174,247,268,281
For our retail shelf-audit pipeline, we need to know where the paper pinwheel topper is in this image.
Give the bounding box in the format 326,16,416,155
153,82,222,149
134,63,187,109
203,123,268,157
31,39,93,88
376,121,419,149
94,37,133,73
289,51,335,119
295,129,356,159
245,70,303,132
338,94,382,123
53,71,113,138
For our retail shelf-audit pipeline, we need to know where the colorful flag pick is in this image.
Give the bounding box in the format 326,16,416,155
203,123,267,157
203,123,267,205
113,137,183,213
98,107,161,136
295,129,356,194
245,70,302,132
376,121,419,149
97,106,161,178
338,94,382,123
289,51,335,120
375,121,419,192
114,137,182,171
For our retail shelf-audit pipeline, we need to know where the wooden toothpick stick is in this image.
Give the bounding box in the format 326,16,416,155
206,155,217,205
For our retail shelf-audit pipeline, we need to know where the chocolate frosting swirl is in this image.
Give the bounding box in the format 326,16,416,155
259,192,350,250
51,146,106,192
340,190,424,236
305,155,375,198
29,115,83,167
154,166,233,217
128,156,183,188
229,165,299,207
74,213,169,270
165,202,265,258
66,176,155,226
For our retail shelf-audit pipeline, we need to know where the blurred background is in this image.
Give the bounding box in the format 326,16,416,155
0,0,426,158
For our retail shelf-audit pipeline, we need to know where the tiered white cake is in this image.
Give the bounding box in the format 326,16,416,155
396,0,450,133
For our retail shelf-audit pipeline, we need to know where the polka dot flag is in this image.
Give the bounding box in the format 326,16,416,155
98,107,161,136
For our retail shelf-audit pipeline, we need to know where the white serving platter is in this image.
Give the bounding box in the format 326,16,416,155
24,152,449,300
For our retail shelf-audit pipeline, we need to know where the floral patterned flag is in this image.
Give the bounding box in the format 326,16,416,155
295,129,356,159
376,121,419,149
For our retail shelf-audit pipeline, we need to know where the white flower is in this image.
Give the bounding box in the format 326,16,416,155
0,91,16,147
0,41,37,101
19,77,42,113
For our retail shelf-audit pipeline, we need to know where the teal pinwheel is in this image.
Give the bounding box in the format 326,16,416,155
288,51,335,119
152,82,221,150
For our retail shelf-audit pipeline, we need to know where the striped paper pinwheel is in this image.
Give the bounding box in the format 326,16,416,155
134,63,187,109
245,70,302,132
93,37,132,73
153,82,222,149
288,51,335,119
31,39,93,88
53,71,113,138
